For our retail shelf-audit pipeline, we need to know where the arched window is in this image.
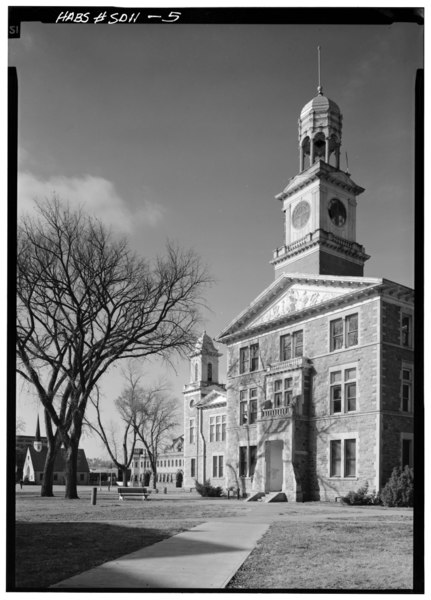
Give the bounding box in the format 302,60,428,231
207,362,213,382
194,363,198,382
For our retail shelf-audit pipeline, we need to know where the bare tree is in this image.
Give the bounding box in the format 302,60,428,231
16,198,210,498
85,386,138,487
133,387,179,489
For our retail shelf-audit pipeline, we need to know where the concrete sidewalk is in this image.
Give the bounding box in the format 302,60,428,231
51,520,269,589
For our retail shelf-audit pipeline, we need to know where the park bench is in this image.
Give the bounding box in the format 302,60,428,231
117,487,151,501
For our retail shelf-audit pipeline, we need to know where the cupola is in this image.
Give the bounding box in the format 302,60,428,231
298,86,343,171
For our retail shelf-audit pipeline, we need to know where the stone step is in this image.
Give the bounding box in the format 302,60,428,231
245,491,265,502
262,492,287,503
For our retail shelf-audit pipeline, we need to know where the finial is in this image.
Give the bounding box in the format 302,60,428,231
317,45,323,95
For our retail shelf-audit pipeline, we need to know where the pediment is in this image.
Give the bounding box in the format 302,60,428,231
196,389,227,408
248,282,354,328
219,274,382,341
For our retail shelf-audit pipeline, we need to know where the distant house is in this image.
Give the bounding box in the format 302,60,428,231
23,446,90,485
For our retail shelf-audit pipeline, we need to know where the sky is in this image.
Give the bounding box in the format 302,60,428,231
10,10,423,458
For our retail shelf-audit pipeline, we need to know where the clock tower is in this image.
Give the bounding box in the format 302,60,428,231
271,85,370,279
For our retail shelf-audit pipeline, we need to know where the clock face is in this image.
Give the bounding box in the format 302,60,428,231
292,201,311,229
328,198,347,227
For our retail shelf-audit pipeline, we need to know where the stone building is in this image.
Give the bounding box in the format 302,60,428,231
183,332,227,489
183,83,414,501
131,436,185,487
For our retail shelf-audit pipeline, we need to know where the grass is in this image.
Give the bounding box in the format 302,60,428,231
14,489,249,589
14,489,414,591
227,517,413,590
15,521,191,589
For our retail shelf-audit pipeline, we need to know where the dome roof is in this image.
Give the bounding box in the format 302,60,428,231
300,90,341,118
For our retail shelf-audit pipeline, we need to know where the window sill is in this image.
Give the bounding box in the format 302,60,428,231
329,346,359,354
329,476,358,480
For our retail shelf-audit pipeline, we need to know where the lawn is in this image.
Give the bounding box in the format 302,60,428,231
14,489,249,589
227,517,413,590
13,489,414,591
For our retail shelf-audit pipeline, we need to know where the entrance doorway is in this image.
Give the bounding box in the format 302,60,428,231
265,440,283,492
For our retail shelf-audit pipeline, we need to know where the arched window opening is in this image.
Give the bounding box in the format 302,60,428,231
312,132,326,163
207,362,213,382
194,363,198,382
300,137,310,171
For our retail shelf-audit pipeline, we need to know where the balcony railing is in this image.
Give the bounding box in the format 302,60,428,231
260,405,293,420
267,356,310,374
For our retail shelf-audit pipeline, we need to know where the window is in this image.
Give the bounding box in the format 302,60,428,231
240,388,258,425
240,343,259,373
249,446,257,477
210,414,226,442
344,439,356,477
330,366,357,414
330,314,358,351
330,440,341,476
240,391,248,425
345,314,358,347
401,313,413,347
207,362,213,382
274,377,293,407
212,455,224,478
401,436,413,468
54,474,58,481
80,473,84,481
250,344,259,371
240,347,249,374
280,331,303,361
330,438,357,477
249,389,258,424
189,418,196,444
190,458,196,478
194,363,198,382
239,446,257,478
239,447,247,477
401,367,413,412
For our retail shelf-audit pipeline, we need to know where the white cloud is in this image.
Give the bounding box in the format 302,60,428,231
18,172,166,233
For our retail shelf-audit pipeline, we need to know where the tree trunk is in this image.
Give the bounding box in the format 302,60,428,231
152,467,158,490
121,467,128,486
41,444,57,497
64,441,79,499
41,421,60,497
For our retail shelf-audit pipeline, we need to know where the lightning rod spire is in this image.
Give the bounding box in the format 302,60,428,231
317,45,323,95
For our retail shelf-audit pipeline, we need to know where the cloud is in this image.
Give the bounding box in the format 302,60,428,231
18,172,166,233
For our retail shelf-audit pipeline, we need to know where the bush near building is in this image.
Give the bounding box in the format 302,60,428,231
380,466,414,507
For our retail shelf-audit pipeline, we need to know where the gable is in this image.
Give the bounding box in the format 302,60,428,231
248,282,356,328
196,389,227,409
219,273,383,342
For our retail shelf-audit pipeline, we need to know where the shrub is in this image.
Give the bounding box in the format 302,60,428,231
342,481,381,505
380,466,414,507
195,479,223,497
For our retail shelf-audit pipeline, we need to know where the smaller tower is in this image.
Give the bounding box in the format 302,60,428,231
188,331,222,387
183,332,225,489
33,415,43,453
